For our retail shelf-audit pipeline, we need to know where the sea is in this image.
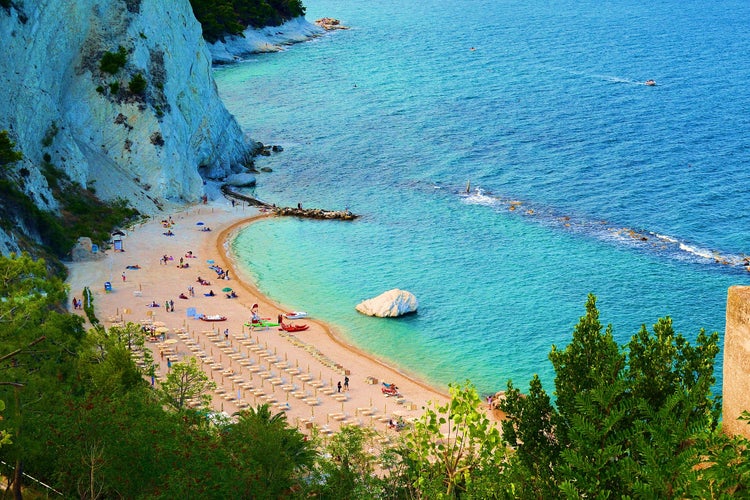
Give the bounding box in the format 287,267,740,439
213,0,750,397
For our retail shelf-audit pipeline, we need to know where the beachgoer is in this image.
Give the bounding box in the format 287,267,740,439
224,328,229,340
208,290,215,297
337,381,342,393
165,300,169,310
344,376,349,391
169,299,174,312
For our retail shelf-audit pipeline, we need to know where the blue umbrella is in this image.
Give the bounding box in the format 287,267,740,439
196,222,205,226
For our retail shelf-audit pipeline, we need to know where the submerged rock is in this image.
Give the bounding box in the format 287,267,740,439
355,289,418,318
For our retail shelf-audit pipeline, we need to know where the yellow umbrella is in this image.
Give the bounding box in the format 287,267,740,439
163,338,178,345
155,326,169,334
153,321,166,327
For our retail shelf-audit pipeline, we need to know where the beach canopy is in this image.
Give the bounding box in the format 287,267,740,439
222,287,232,293
196,222,205,226
153,321,166,327
155,326,169,333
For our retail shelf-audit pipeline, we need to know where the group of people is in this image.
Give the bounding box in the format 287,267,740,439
336,376,350,393
208,264,230,280
71,297,83,310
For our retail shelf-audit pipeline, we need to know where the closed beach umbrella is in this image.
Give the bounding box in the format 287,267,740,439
222,287,232,293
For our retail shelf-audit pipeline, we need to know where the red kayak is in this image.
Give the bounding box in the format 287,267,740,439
280,323,309,332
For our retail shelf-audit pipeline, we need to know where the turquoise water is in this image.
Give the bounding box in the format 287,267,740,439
215,0,750,395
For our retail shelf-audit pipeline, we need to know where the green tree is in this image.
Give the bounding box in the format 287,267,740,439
128,72,147,95
0,253,85,498
157,356,215,411
499,294,723,498
309,424,387,499
99,46,127,75
220,403,316,497
402,382,505,498
0,130,23,168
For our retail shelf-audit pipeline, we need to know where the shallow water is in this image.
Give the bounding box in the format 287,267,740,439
216,0,750,394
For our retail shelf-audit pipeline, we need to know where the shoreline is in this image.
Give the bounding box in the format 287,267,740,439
66,200,452,434
217,216,451,400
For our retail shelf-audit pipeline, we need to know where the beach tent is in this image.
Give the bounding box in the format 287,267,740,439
104,282,112,293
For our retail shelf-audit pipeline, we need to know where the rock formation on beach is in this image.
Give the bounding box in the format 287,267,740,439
356,289,419,318
0,0,252,216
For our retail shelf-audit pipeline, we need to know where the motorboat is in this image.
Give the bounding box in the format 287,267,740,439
284,311,308,320
645,79,656,86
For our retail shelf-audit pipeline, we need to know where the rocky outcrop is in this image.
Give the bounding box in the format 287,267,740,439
208,17,325,64
355,289,419,318
0,0,252,215
315,18,349,31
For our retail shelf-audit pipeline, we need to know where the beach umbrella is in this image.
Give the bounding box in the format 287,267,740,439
163,338,178,344
196,222,205,226
153,321,166,327
155,326,169,334
222,287,232,293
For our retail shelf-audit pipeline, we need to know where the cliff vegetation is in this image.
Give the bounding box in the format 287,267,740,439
189,0,306,42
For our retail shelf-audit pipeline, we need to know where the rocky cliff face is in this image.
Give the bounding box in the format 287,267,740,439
0,0,252,216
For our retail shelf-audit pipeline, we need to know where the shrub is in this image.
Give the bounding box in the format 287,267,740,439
128,73,147,95
100,46,127,75
109,81,120,95
0,130,22,168
41,121,58,147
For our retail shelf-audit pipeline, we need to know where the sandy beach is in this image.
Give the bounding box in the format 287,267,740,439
66,199,450,435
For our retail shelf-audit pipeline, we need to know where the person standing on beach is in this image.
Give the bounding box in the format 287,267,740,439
121,273,126,282
344,376,349,392
169,299,174,312
337,381,342,393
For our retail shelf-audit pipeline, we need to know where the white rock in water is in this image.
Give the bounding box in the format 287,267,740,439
355,289,418,318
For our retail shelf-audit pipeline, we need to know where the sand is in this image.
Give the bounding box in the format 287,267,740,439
65,199,450,435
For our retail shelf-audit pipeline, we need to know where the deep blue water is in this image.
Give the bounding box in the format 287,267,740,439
214,0,750,395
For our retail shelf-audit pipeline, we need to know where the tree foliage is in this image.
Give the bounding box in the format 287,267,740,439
99,46,127,75
189,0,306,42
499,293,725,498
157,356,215,411
0,130,23,169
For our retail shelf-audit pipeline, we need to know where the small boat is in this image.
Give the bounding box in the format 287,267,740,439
200,315,227,322
281,323,309,332
284,311,308,320
645,79,656,86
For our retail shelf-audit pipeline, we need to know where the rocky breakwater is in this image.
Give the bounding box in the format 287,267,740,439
356,289,419,318
273,206,357,221
0,0,252,214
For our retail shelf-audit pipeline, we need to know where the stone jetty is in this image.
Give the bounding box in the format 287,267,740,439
221,185,358,221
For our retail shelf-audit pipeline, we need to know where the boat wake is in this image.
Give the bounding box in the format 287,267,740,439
459,187,749,273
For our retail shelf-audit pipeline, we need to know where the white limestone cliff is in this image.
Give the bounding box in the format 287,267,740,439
355,289,419,318
0,0,252,215
208,17,325,64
